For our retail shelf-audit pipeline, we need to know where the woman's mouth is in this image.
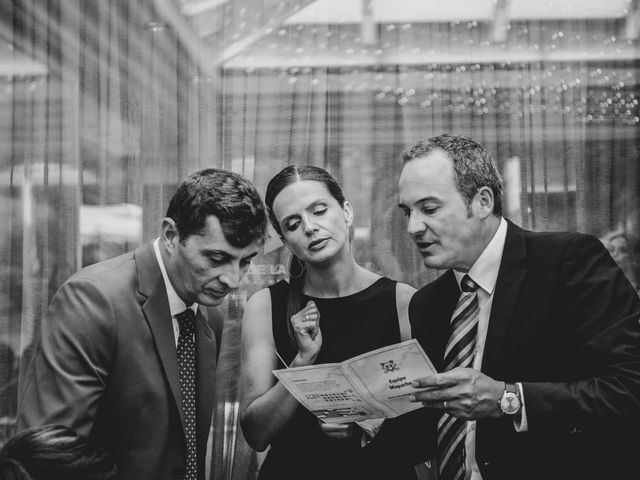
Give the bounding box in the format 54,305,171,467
308,238,329,251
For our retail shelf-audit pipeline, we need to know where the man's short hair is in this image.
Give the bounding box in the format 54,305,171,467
166,168,268,248
401,134,503,217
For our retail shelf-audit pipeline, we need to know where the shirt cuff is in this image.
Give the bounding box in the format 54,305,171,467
513,382,528,432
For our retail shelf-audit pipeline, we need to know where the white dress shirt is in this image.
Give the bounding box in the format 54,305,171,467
153,238,198,346
452,218,527,480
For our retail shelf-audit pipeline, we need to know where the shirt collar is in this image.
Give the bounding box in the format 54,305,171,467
454,217,508,295
153,238,198,317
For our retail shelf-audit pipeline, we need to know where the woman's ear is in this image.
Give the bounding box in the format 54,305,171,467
343,200,354,228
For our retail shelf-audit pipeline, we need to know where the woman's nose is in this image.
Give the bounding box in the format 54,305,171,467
301,214,318,234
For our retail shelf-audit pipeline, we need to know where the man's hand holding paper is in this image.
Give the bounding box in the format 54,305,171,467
408,367,504,420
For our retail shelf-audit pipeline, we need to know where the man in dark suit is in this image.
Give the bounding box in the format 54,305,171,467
18,169,267,480
397,134,640,480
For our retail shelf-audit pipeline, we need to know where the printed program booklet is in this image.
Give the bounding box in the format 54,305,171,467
272,339,437,424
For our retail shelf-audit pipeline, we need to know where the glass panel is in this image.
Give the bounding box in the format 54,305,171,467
0,3,638,480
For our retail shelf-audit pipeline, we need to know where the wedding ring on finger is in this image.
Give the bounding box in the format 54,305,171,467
443,400,447,409
305,314,310,322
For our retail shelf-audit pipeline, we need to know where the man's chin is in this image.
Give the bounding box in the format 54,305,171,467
421,255,447,270
199,294,227,307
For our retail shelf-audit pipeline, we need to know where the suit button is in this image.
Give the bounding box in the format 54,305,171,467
483,461,491,467
172,467,185,479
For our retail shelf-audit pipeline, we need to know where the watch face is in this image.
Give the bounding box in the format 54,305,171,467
500,392,521,415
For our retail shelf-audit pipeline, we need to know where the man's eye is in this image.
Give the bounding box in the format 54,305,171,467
421,206,437,215
208,257,226,265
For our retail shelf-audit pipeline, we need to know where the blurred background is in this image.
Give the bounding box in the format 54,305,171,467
0,0,638,478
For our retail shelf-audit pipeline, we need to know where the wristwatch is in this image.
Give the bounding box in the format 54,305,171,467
499,383,522,415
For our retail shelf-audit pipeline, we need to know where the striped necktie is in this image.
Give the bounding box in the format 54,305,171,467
176,309,198,480
437,274,479,480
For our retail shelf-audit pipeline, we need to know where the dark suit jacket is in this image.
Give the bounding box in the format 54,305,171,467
18,243,223,480
409,220,640,480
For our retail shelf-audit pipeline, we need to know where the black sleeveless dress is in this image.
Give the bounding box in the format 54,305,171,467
257,277,419,480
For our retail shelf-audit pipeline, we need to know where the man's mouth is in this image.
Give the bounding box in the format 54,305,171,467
205,288,229,298
415,241,434,252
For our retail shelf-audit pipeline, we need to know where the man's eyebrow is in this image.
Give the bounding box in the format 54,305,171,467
201,249,259,261
398,196,442,208
201,249,233,259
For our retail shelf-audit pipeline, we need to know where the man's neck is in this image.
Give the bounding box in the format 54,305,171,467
460,215,502,272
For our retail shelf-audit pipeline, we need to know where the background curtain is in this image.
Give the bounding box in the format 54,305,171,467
0,2,638,480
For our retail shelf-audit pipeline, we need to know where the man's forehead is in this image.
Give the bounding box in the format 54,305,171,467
401,151,453,179
193,218,261,256
400,158,454,196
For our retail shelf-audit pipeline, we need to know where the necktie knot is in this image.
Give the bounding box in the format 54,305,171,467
460,274,478,293
176,309,196,335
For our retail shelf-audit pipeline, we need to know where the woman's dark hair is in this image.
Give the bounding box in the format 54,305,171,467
0,425,116,480
166,168,268,248
265,165,346,346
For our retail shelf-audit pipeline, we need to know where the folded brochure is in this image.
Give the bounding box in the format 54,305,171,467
272,338,436,424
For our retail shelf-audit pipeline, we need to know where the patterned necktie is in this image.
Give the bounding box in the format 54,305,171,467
437,274,480,480
176,309,198,480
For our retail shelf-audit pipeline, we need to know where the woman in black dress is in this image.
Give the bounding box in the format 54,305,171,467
240,165,423,480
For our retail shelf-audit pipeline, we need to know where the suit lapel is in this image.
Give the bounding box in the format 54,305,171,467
135,243,185,426
481,220,527,375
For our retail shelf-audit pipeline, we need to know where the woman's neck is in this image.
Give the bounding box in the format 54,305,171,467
302,256,380,298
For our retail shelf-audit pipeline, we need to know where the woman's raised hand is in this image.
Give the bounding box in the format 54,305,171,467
291,300,322,363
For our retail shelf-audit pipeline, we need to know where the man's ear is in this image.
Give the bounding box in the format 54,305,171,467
161,218,180,254
343,200,354,228
474,187,495,219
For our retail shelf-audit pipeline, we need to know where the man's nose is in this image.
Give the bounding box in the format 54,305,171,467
407,211,426,237
219,262,242,289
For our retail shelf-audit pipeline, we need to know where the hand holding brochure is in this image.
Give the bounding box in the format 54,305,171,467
272,339,436,424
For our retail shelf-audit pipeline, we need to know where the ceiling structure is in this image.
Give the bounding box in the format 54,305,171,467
171,0,639,69
1,1,637,76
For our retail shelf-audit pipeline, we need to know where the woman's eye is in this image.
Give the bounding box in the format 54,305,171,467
313,207,327,215
285,221,299,232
